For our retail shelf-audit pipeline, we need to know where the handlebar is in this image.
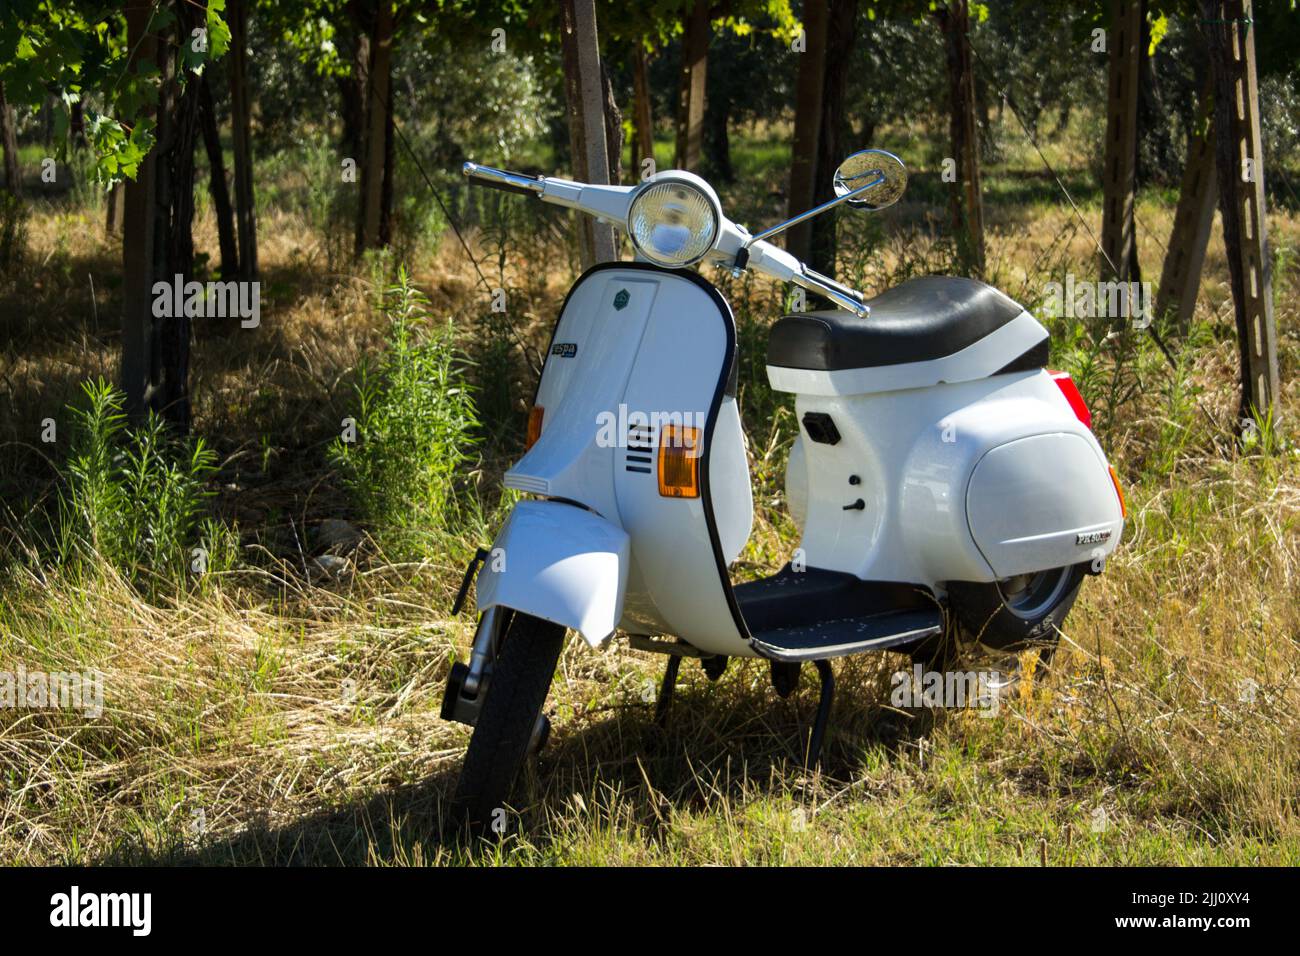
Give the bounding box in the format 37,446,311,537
463,162,545,196
461,160,869,317
790,268,869,317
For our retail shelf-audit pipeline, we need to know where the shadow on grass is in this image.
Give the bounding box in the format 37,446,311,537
96,658,934,866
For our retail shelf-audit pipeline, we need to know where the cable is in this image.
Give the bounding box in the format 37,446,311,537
967,43,1181,372
364,75,494,297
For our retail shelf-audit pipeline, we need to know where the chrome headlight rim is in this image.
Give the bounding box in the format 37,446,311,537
627,172,722,268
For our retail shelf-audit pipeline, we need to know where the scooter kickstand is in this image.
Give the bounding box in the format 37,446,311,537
804,659,835,769
655,655,682,727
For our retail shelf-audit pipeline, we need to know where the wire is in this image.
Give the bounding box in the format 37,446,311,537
364,75,495,297
967,44,1180,372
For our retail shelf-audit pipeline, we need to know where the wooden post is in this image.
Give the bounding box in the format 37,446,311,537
1204,0,1280,423
1155,76,1217,331
1100,0,1141,283
559,0,616,267
935,1,984,276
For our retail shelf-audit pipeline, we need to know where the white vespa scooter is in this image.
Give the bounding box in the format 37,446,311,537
443,150,1126,820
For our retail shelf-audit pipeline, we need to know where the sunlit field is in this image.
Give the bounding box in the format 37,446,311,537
1,108,1297,865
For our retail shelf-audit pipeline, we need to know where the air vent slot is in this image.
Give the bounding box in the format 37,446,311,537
626,423,654,473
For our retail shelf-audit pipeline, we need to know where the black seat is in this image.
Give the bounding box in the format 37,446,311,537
767,275,1027,371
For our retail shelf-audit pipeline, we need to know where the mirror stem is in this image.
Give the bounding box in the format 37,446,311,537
740,173,885,252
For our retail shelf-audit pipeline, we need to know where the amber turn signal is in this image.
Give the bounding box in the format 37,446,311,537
526,405,544,450
657,424,701,498
1109,465,1126,519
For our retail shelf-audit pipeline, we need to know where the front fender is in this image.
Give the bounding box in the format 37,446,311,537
475,499,629,648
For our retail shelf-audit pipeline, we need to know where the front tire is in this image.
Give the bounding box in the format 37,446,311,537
453,613,566,827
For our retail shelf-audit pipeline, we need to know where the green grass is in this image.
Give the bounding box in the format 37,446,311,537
1,117,1298,866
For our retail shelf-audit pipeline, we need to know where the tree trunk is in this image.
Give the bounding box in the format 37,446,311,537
106,181,124,234
703,57,733,183
0,81,19,197
811,0,858,277
674,0,710,171
339,5,369,163
198,73,239,279
559,0,616,267
601,61,624,187
379,92,395,246
228,0,258,278
935,0,984,276
121,0,161,422
631,43,655,178
1100,0,1140,285
786,0,829,264
1154,73,1216,332
158,77,200,431
122,0,202,430
70,99,86,150
357,0,393,255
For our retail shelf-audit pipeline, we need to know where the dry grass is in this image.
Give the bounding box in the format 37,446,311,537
0,128,1298,865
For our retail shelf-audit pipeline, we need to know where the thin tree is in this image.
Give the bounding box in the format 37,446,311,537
197,72,239,279
357,0,394,255
674,0,711,171
228,0,258,277
0,81,19,196
786,0,829,264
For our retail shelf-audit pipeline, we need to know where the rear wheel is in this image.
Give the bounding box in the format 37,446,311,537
910,563,1088,667
453,613,566,827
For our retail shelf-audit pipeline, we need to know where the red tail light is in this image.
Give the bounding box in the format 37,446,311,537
1049,370,1092,430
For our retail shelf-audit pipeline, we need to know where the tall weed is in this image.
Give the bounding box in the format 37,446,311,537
330,269,479,549
59,379,225,584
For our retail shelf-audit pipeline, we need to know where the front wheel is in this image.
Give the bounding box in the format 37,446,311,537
453,612,566,826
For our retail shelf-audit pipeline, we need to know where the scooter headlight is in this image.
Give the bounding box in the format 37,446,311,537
627,174,720,268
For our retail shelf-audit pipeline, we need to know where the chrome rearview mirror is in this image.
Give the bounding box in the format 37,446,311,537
739,148,908,258
834,149,907,210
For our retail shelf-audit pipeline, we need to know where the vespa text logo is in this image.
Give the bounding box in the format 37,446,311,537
1,666,103,718
152,274,261,328
1042,276,1152,328
890,665,1005,716
595,404,706,449
50,886,151,936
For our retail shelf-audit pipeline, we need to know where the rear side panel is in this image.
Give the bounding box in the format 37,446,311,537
966,432,1121,577
786,370,1121,591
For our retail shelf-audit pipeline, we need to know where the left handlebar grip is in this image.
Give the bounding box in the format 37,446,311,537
462,162,545,196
